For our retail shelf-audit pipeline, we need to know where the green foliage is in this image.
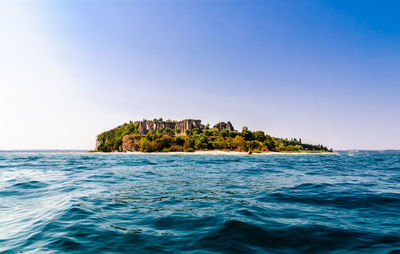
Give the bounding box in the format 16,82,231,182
154,135,173,150
140,139,153,152
255,131,266,142
194,134,209,150
233,136,247,151
96,120,330,153
229,131,239,138
174,136,185,146
170,145,184,152
263,135,276,151
164,128,174,136
192,128,201,135
241,130,254,141
220,129,229,138
96,121,139,152
249,140,261,151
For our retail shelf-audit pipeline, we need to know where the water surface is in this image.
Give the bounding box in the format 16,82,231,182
0,152,399,253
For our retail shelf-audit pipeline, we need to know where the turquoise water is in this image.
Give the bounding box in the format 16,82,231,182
1,152,399,253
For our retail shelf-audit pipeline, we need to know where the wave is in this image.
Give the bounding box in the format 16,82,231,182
1,152,400,253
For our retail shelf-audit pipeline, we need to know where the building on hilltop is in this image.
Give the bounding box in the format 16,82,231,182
137,119,235,135
138,119,203,134
213,121,235,131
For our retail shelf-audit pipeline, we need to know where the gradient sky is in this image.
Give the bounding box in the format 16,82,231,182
1,0,399,150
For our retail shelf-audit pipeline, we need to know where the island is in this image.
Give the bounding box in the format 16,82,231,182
95,118,332,153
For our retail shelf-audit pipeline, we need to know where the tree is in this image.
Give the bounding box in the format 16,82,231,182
145,133,154,141
263,135,276,151
241,130,254,141
233,136,247,151
203,130,211,137
140,139,153,152
154,135,173,150
229,131,239,138
164,127,174,136
220,129,229,138
249,140,261,151
174,136,185,146
255,131,266,142
195,134,208,149
192,128,201,135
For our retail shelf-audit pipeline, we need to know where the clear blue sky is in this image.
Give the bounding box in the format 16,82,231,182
1,0,399,150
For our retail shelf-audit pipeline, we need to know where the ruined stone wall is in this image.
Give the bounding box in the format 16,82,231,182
138,121,177,134
175,119,202,134
138,119,203,134
213,121,235,131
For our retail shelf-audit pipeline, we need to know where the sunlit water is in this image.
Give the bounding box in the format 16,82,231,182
0,152,399,253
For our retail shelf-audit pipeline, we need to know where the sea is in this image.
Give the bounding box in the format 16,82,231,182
0,151,399,253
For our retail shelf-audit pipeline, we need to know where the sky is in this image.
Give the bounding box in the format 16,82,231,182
0,0,399,150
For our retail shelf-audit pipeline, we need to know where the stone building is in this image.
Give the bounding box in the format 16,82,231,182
213,121,235,131
138,119,203,134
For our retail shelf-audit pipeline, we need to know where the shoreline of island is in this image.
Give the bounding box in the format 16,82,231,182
90,150,337,155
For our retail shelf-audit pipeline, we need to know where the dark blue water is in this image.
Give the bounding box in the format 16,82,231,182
1,152,399,253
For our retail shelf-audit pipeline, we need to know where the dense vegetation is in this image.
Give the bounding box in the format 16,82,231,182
96,120,331,153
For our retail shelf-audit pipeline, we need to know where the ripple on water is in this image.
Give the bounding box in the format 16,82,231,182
1,152,400,253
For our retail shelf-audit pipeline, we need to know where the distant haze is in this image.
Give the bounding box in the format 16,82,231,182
1,0,399,150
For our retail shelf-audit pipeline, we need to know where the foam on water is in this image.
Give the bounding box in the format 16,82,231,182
0,152,399,253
